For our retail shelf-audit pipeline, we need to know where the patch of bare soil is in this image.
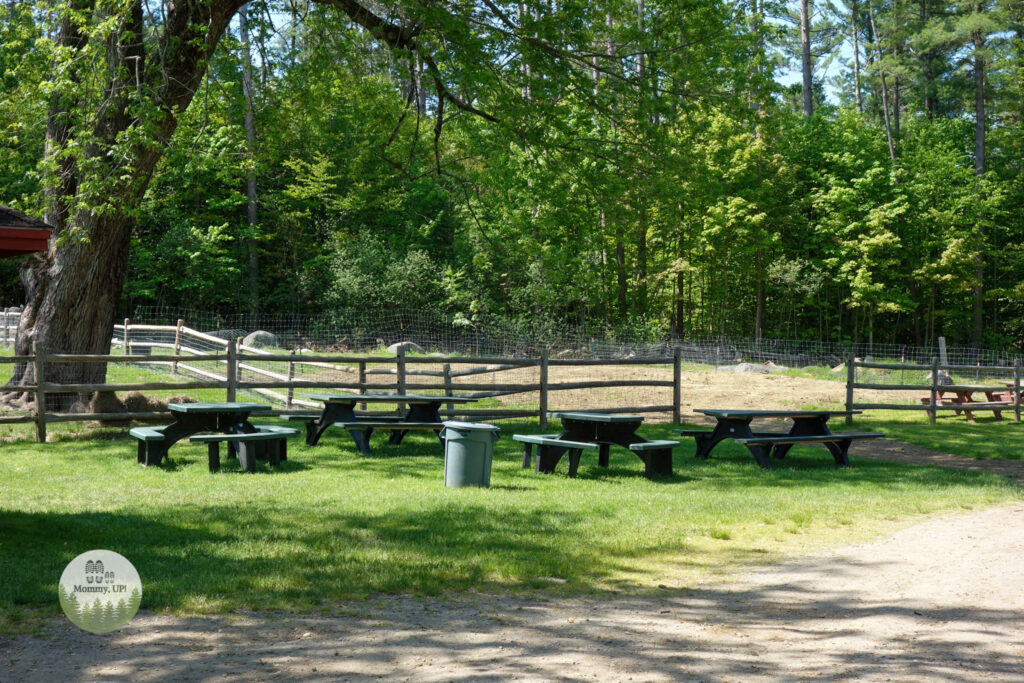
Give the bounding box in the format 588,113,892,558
447,365,883,421
4,498,1022,682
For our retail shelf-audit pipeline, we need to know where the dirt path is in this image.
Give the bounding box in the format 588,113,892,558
4,498,1023,681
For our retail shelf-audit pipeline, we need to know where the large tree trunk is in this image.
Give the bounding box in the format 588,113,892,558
4,0,245,410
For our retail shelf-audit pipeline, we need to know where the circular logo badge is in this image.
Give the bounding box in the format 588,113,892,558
58,550,142,634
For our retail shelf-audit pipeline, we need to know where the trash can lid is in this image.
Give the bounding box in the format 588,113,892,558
442,420,500,432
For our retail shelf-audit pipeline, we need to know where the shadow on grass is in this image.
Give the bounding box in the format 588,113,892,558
0,503,733,612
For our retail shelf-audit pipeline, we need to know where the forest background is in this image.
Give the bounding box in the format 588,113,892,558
2,0,1023,351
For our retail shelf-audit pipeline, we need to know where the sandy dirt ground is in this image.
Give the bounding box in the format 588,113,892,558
467,365,904,420
4,495,1022,681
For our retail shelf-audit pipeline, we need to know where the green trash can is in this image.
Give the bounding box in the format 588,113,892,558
441,421,501,488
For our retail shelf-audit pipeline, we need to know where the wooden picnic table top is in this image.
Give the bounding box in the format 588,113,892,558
695,409,860,419
549,411,645,423
304,393,477,404
168,402,271,414
935,385,1011,392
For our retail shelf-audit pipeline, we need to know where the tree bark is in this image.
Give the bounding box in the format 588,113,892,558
800,0,813,115
240,4,260,313
972,18,986,345
868,2,896,160
6,0,244,408
851,0,862,112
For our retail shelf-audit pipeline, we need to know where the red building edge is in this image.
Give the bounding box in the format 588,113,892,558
0,205,52,257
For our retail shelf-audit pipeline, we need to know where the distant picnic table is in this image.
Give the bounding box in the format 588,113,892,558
919,385,1014,422
676,409,881,469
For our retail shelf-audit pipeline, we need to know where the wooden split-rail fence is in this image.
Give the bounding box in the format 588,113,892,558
844,352,1023,424
0,320,685,442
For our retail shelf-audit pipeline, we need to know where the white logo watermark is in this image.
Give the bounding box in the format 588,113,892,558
58,550,142,634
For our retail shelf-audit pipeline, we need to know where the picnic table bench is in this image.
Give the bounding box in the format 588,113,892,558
190,425,299,472
675,409,882,469
514,412,679,479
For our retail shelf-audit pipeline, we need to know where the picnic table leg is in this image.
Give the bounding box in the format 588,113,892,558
266,439,281,467
310,402,355,447
771,417,830,460
536,444,567,474
831,439,852,467
237,442,258,473
567,449,582,478
521,443,534,469
348,428,373,455
956,392,976,423
598,443,610,467
985,391,1003,421
207,442,220,473
695,418,754,459
642,448,674,477
748,444,773,469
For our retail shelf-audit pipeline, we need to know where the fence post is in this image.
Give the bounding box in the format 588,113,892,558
286,350,296,407
845,350,855,426
396,347,406,415
929,356,939,425
672,345,681,424
3,311,8,348
1014,359,1021,423
226,337,237,402
358,361,367,411
539,349,549,429
123,318,131,355
443,362,454,416
32,342,47,443
171,319,183,375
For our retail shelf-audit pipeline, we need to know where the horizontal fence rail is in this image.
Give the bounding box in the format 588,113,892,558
0,320,687,441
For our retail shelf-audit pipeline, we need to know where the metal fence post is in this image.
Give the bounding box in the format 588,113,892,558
845,350,855,426
32,342,47,443
539,349,549,429
672,345,682,424
124,318,131,355
929,356,939,425
171,318,183,375
226,337,237,402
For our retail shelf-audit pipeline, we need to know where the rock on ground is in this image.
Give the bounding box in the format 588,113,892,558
242,330,278,348
387,341,424,354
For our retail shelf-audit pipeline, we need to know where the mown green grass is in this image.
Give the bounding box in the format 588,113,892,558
1,419,1018,632
858,413,1024,460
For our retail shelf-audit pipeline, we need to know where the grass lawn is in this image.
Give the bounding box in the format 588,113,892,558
858,413,1024,461
1,418,1019,634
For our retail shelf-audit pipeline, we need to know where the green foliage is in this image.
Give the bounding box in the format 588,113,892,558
3,0,1024,351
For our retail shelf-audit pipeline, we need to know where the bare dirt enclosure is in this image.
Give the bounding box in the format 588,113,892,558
3,502,1022,681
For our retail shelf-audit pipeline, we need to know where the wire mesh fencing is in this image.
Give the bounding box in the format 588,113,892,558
2,305,1023,433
